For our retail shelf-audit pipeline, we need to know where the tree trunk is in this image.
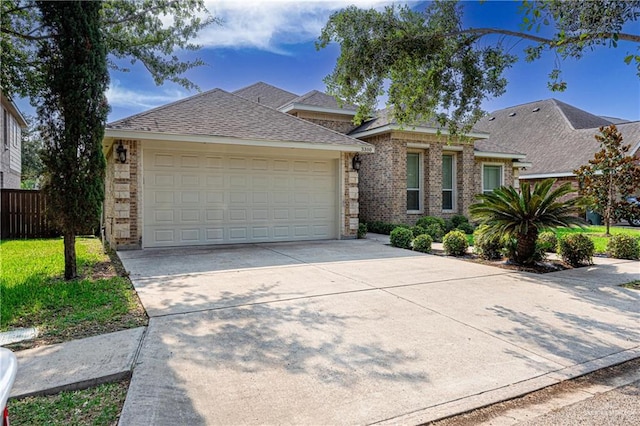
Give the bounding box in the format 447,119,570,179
516,229,538,266
64,232,77,280
606,172,613,236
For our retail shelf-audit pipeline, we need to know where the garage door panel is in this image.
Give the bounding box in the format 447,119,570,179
205,228,224,241
181,175,200,187
180,210,200,222
205,156,223,168
180,229,200,242
205,209,224,221
143,149,337,247
180,155,199,168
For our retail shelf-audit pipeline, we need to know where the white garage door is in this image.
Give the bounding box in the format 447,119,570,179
143,147,338,247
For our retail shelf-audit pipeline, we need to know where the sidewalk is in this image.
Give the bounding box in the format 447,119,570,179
9,327,145,399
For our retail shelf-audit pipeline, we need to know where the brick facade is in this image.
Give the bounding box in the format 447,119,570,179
356,131,516,225
104,139,141,250
342,152,360,238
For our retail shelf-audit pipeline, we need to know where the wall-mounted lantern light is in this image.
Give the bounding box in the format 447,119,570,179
116,141,127,163
352,154,362,171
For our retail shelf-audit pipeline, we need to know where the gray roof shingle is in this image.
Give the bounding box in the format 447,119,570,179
232,82,298,109
283,90,357,112
473,99,637,176
351,108,524,157
107,88,371,148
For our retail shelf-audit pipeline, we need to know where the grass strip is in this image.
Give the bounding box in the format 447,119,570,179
8,380,129,426
0,237,147,345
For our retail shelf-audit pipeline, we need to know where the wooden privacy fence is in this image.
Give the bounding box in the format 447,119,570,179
1,189,58,239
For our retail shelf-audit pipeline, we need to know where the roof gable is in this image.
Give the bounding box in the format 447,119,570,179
232,82,298,109
107,88,370,148
283,90,357,112
552,99,612,129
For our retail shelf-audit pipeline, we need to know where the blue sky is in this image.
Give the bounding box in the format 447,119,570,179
15,0,640,123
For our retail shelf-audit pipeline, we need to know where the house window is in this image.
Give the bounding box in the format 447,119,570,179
483,164,503,194
442,154,455,210
407,152,422,212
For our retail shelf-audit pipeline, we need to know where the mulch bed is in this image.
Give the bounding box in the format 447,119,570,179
429,248,572,274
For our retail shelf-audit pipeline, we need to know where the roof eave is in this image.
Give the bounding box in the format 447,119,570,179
520,171,576,179
474,151,527,160
0,92,28,128
103,128,374,154
279,103,357,117
350,124,490,139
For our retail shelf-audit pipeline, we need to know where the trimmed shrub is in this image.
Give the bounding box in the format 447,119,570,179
416,216,446,230
451,214,470,228
411,225,427,237
412,234,433,253
455,222,475,235
357,223,368,239
424,223,445,242
367,221,407,235
607,234,640,260
558,234,594,267
390,227,414,249
473,225,503,260
443,230,469,256
537,231,558,253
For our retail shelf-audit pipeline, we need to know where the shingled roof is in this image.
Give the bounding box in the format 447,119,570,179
281,90,357,112
350,108,523,157
232,82,298,109
107,88,371,149
473,99,639,177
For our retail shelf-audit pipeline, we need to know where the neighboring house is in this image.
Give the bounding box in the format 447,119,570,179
474,99,640,190
0,92,27,189
102,86,372,249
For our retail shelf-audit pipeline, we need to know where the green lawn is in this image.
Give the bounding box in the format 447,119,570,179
8,380,128,426
0,237,147,344
554,225,640,254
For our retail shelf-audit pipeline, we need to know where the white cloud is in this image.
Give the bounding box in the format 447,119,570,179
197,0,393,53
106,80,187,110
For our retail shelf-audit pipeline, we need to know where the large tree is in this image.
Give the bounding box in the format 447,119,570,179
317,0,640,136
1,0,214,279
574,125,640,235
37,1,109,279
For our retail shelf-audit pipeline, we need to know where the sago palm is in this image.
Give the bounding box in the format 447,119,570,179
469,178,584,265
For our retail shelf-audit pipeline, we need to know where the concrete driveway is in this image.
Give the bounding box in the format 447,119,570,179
118,239,640,425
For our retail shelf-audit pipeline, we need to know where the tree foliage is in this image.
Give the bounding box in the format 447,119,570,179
37,1,109,279
2,0,214,279
469,179,583,266
20,115,44,189
574,125,640,235
317,0,640,135
1,0,215,100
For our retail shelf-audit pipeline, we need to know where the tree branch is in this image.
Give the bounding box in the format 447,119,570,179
451,28,640,46
101,1,180,26
0,26,51,41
